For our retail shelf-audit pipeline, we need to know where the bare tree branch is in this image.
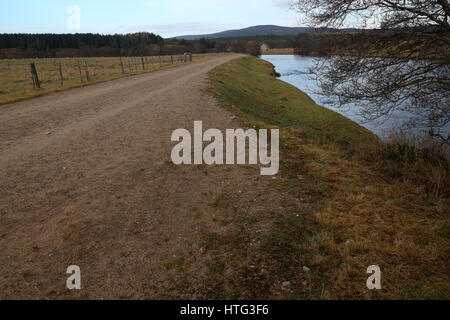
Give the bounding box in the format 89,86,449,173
291,0,450,143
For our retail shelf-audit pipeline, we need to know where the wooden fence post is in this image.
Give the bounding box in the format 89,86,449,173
120,57,125,74
141,56,145,70
159,56,162,67
30,63,41,89
58,62,63,87
77,60,83,83
84,61,90,82
171,56,174,64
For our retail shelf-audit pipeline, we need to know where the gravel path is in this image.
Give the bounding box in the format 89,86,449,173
0,54,290,299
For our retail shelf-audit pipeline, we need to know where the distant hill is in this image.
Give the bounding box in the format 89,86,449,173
175,25,316,40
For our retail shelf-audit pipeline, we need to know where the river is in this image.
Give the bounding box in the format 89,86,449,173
261,54,449,141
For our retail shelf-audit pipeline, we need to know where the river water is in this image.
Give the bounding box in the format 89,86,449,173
261,54,449,141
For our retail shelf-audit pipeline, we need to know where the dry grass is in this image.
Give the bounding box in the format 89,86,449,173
282,129,449,299
209,56,449,299
370,130,449,198
0,53,228,105
261,48,295,55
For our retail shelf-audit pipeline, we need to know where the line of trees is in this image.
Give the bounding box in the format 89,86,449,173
0,33,228,58
293,29,448,59
227,40,261,56
0,33,266,58
0,32,166,58
0,32,164,50
293,33,338,56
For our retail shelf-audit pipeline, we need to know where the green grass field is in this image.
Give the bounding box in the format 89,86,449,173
0,53,226,105
208,56,449,299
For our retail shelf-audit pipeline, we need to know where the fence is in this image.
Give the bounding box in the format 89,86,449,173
0,53,220,104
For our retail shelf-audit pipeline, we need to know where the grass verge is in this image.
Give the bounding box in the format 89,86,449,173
206,56,449,299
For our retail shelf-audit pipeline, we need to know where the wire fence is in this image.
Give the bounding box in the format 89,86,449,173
0,53,225,104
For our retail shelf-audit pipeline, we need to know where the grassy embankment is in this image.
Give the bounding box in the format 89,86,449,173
207,56,449,299
0,53,227,105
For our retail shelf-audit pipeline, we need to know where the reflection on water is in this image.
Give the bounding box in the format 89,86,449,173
261,54,449,140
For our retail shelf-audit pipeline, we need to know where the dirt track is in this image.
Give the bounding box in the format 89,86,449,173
0,55,293,299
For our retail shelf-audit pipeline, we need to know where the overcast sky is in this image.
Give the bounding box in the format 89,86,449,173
0,0,302,37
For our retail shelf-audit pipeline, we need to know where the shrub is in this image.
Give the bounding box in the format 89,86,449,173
245,41,261,57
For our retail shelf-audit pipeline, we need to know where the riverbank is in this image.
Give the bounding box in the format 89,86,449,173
261,48,294,55
208,56,449,299
261,54,450,140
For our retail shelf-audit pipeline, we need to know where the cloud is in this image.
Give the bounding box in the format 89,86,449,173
1,0,300,35
136,0,299,36
113,21,248,37
141,0,292,16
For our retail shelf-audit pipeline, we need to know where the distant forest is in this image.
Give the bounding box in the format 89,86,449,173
292,31,449,60
0,33,163,58
2,31,379,59
2,30,446,60
0,32,218,58
0,32,297,58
